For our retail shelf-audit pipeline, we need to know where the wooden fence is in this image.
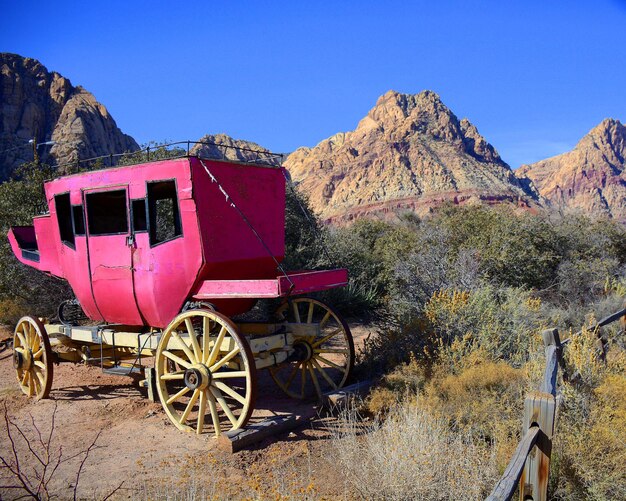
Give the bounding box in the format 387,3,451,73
486,307,626,501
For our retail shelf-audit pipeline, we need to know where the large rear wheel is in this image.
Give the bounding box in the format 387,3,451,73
269,298,354,400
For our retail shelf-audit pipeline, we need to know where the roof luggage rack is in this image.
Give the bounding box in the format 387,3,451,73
44,140,284,174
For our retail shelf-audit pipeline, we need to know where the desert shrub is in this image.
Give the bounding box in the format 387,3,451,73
331,403,498,500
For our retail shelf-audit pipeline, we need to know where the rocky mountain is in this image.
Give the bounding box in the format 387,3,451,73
0,53,138,179
285,90,538,222
516,119,626,222
190,133,281,165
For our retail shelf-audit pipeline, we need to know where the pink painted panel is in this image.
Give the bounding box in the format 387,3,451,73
190,157,285,284
32,216,62,277
193,269,349,299
83,186,142,325
132,174,204,328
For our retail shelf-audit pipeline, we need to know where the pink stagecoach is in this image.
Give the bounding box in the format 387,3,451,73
8,147,354,437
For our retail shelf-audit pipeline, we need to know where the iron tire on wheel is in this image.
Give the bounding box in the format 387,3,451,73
13,316,54,400
155,309,256,437
269,298,355,400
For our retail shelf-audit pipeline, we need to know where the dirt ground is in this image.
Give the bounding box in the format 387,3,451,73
0,324,374,500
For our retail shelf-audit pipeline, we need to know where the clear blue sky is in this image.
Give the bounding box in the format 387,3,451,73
2,0,625,168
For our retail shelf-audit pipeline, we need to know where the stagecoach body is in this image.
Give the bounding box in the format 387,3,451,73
7,151,354,437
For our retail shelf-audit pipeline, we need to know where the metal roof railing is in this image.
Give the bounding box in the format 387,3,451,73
45,140,284,173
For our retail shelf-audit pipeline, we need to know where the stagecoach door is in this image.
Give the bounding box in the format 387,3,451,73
83,186,144,325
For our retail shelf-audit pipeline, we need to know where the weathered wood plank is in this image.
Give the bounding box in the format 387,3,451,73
216,415,303,453
541,329,562,396
319,380,374,410
486,426,540,501
519,392,556,501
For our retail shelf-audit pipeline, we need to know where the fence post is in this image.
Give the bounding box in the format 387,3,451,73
519,392,556,501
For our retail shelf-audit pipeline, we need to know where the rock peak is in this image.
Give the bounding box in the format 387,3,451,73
286,90,535,222
517,117,626,222
0,53,138,178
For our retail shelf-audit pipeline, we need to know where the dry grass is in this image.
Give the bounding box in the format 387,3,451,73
330,403,498,500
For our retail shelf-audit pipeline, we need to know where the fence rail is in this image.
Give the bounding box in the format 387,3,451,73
486,308,625,501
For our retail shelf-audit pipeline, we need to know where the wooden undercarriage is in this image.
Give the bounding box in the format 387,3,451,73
12,298,355,437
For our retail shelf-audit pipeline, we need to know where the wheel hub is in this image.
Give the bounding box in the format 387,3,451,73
13,349,31,370
184,364,211,390
292,340,313,362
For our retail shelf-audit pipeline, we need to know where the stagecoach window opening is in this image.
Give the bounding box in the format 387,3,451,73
131,199,147,232
55,193,75,248
72,205,85,236
147,180,181,245
86,190,129,235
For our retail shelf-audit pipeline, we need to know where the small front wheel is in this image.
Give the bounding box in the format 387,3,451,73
13,316,54,400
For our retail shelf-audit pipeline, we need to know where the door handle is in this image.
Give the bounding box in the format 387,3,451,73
126,234,135,247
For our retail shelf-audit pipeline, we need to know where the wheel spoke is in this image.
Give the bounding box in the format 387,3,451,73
306,302,314,323
319,311,331,328
292,302,301,323
20,370,29,386
31,370,40,394
213,381,246,405
34,367,46,390
160,371,185,381
206,391,221,436
315,354,347,372
202,317,211,360
311,358,338,390
212,371,248,379
179,389,200,424
210,347,240,373
210,387,238,426
284,363,300,389
32,348,44,360
166,386,190,405
314,348,349,354
34,361,46,370
312,328,343,348
185,319,202,362
163,350,191,369
206,326,226,366
15,331,27,349
171,331,197,364
27,372,34,396
300,363,307,397
196,390,207,435
308,363,322,399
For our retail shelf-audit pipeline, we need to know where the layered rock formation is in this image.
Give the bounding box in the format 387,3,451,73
0,53,138,179
517,119,626,222
285,90,537,222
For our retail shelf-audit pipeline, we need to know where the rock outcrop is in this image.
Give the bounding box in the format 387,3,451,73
0,53,138,179
285,90,537,222
190,133,281,165
517,119,626,222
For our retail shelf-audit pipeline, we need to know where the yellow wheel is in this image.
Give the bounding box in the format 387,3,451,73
13,316,53,400
155,310,256,437
269,298,354,400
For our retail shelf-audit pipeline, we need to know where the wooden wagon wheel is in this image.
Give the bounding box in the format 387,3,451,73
155,310,256,437
269,298,354,400
13,316,54,400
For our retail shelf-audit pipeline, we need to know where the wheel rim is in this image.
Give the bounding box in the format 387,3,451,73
13,316,53,400
155,310,256,437
269,298,354,400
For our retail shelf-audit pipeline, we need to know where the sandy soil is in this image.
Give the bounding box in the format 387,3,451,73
0,324,374,500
